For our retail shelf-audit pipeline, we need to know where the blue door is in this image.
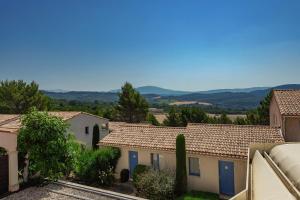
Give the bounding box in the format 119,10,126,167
129,151,138,176
219,161,235,196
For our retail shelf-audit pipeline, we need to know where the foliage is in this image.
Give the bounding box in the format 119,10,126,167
74,147,121,186
0,147,7,156
245,91,272,125
135,169,175,200
146,113,160,126
98,166,115,186
18,109,69,180
216,113,232,124
133,164,150,186
163,107,182,127
179,107,209,126
0,80,49,114
176,191,219,200
175,134,187,196
116,82,149,123
234,116,247,125
92,124,100,149
65,135,84,176
164,107,234,126
120,169,130,183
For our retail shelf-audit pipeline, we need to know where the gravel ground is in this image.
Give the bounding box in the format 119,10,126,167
2,184,115,200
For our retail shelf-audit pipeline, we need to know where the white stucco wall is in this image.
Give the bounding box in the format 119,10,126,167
0,132,19,192
67,114,109,147
114,147,247,195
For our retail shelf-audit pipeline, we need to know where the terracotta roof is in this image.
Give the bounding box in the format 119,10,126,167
48,111,82,120
0,111,104,134
100,123,284,159
109,122,153,132
0,114,19,126
273,90,300,116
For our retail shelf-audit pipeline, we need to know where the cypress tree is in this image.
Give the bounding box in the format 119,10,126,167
175,134,187,196
92,124,100,149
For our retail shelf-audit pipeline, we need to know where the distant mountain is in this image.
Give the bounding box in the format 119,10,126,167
43,84,300,111
161,84,300,110
43,90,159,103
45,89,69,93
197,87,270,94
111,86,190,96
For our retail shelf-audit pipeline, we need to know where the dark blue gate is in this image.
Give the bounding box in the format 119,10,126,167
219,160,235,196
129,151,138,177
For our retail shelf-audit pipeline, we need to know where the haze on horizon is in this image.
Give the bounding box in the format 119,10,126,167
0,0,300,91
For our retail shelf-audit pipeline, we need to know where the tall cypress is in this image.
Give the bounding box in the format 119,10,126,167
92,124,100,149
175,134,187,196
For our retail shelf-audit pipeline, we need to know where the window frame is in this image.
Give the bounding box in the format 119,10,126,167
151,153,160,170
85,126,89,134
189,157,200,176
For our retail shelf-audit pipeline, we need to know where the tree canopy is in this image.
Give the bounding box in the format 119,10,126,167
18,109,70,180
116,82,149,123
0,80,49,114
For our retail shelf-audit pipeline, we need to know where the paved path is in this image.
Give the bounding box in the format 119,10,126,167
3,184,116,200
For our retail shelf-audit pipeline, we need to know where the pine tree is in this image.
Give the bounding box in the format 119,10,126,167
0,80,49,113
116,82,149,123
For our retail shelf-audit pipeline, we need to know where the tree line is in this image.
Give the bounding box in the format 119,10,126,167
0,80,271,126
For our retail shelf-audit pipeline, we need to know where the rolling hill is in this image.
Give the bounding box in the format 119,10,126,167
43,84,300,111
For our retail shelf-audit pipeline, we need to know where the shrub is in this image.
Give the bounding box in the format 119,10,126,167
98,166,115,186
74,147,121,186
132,164,149,186
135,170,175,200
175,134,187,196
120,169,129,183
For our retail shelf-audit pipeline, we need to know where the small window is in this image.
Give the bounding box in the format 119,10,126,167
151,153,160,170
85,126,89,134
189,157,200,176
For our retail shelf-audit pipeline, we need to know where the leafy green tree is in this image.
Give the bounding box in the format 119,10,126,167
175,134,187,196
116,82,149,123
180,107,209,126
163,107,182,127
234,116,247,125
18,109,69,182
92,124,100,149
217,113,232,124
146,113,160,126
0,80,49,114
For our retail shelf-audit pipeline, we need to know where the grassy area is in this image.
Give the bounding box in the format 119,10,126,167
176,191,219,200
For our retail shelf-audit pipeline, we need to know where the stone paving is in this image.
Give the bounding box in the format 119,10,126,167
2,184,115,200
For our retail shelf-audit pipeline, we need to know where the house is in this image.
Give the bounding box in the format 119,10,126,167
270,90,300,142
231,143,300,200
99,123,284,197
0,115,20,194
0,111,109,147
0,111,108,195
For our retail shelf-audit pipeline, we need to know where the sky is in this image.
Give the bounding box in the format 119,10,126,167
0,0,300,92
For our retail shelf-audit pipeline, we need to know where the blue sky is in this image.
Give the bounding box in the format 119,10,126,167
0,0,300,91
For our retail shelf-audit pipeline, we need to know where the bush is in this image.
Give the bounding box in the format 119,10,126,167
132,164,149,186
120,169,129,183
74,147,121,186
135,170,175,200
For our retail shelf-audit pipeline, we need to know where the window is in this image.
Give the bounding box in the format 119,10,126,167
189,157,200,176
85,126,89,134
151,153,160,170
